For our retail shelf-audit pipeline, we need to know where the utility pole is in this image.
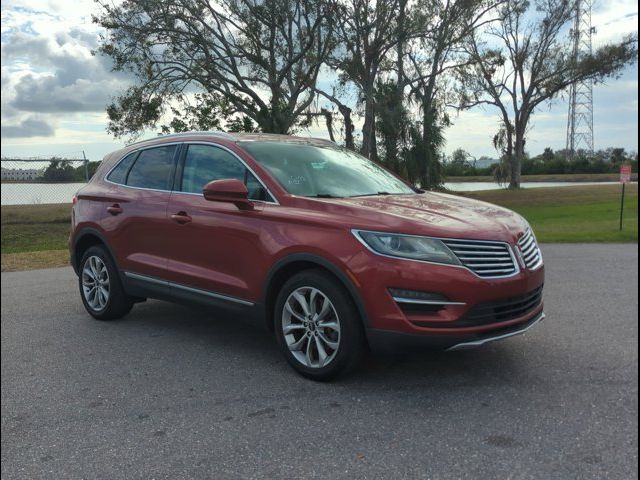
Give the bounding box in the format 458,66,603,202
566,0,595,160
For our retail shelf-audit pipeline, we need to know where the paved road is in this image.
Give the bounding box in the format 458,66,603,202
1,244,637,479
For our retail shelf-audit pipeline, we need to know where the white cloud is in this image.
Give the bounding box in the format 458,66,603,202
0,0,637,159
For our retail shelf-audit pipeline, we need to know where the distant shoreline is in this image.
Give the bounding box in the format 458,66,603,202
446,173,638,183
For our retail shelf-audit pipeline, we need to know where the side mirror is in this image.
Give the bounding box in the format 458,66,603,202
203,179,254,210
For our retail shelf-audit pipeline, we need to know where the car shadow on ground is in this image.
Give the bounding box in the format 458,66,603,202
104,298,534,390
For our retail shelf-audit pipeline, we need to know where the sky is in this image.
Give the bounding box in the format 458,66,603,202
1,0,638,162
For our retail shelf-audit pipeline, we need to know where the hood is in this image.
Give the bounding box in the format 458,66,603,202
310,192,528,243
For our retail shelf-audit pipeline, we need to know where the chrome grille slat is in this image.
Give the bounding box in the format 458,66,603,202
446,245,506,251
521,241,536,253
465,262,516,268
455,251,513,257
471,268,515,274
458,255,511,263
517,229,543,270
442,239,517,278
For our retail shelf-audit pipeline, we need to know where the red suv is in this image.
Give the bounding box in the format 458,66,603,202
70,132,544,380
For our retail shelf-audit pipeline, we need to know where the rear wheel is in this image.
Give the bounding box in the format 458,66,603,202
78,245,133,320
274,270,365,380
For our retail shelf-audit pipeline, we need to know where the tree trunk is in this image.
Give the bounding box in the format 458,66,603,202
320,108,336,143
339,105,355,151
511,127,525,189
361,81,377,160
422,106,431,188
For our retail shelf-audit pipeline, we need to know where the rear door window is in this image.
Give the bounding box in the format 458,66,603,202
126,145,178,190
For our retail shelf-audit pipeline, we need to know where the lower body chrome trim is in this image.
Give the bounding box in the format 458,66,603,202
392,297,466,306
123,271,255,307
446,312,545,351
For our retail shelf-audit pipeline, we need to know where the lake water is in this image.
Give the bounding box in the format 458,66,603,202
0,181,624,205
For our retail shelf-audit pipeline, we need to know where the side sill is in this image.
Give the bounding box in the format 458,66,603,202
122,271,262,318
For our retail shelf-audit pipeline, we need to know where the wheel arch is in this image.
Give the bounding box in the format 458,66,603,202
72,228,119,276
261,253,370,332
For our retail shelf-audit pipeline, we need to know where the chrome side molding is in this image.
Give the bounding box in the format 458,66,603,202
124,271,255,307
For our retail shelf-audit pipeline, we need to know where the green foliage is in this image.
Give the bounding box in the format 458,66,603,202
374,80,410,174
42,160,75,182
522,148,638,175
402,119,445,189
95,0,337,138
442,147,639,177
158,93,257,134
38,160,101,183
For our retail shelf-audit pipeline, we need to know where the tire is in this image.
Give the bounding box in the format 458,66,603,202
78,245,134,320
274,269,365,381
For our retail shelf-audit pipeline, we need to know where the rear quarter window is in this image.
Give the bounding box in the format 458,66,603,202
106,152,137,184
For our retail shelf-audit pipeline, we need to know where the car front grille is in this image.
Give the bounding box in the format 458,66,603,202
441,239,517,278
518,229,543,270
460,286,544,327
408,286,544,328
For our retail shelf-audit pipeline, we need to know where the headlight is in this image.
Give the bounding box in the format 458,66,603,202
353,230,461,265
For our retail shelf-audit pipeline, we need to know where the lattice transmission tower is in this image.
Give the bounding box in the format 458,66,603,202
566,0,596,159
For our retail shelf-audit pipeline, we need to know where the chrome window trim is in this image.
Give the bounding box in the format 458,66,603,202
103,140,279,205
351,229,521,280
103,142,183,194
124,271,255,306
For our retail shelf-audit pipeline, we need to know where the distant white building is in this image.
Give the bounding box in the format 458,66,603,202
1,168,42,181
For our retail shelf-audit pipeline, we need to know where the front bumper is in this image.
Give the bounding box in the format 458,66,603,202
366,310,545,352
347,244,545,333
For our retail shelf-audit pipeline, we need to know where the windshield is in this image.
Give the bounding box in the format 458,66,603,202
239,142,416,198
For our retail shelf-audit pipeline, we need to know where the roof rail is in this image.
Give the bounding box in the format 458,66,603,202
127,131,236,147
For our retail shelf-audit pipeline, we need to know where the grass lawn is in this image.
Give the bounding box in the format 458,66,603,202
1,250,70,272
462,183,638,242
1,184,637,270
1,203,71,255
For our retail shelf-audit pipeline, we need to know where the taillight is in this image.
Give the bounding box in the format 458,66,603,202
72,195,78,205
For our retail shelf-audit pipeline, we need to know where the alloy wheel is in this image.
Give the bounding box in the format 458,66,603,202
82,255,110,311
282,286,341,368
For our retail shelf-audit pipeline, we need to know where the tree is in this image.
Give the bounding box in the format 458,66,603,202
94,0,337,138
310,86,356,150
43,160,75,182
158,92,258,134
541,147,555,163
326,0,401,160
458,0,637,188
402,0,502,189
374,79,410,173
450,148,473,166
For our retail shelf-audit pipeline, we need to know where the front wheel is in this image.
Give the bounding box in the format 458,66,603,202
78,245,133,320
274,270,365,381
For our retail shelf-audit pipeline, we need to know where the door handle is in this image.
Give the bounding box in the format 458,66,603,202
171,212,192,224
107,204,123,215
